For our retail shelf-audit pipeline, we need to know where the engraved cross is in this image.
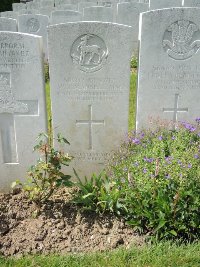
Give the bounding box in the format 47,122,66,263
163,93,188,129
0,72,38,164
76,105,105,150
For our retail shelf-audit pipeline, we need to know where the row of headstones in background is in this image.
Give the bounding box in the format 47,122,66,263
1,2,149,56
0,22,133,192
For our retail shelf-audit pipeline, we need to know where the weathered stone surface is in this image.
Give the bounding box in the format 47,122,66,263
26,2,40,10
50,10,82,24
18,9,40,15
117,2,148,55
0,32,47,192
48,22,133,179
0,18,17,31
137,8,200,130
184,0,200,6
40,0,55,8
78,2,98,13
39,7,56,17
83,6,113,22
0,11,18,20
18,14,49,61
149,0,182,10
56,4,78,10
12,3,26,12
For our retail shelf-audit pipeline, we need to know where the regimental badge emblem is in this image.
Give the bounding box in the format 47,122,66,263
26,18,40,33
163,20,200,60
71,34,108,73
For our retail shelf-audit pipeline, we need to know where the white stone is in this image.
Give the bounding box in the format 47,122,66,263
56,4,78,10
40,0,55,7
137,8,200,130
149,0,182,9
12,3,26,12
55,0,71,5
50,10,82,23
0,18,17,31
117,2,148,55
83,6,113,21
18,9,40,15
48,22,133,179
26,1,40,10
39,7,56,17
0,11,18,20
18,15,49,61
184,0,200,6
78,2,98,12
0,32,47,192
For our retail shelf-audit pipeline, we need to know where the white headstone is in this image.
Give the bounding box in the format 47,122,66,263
48,22,133,178
18,9,40,15
12,3,26,12
0,32,47,192
0,11,18,20
18,15,49,61
50,10,82,23
184,0,200,6
40,0,55,7
55,0,71,5
117,2,148,54
83,6,113,21
137,8,200,130
0,18,17,31
26,1,40,10
39,7,56,17
149,0,182,9
78,2,98,12
56,4,78,10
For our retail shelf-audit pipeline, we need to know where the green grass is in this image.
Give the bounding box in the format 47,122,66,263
129,72,137,130
1,242,200,267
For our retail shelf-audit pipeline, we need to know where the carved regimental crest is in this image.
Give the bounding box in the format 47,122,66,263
0,73,28,114
71,34,108,73
163,20,200,60
26,18,40,33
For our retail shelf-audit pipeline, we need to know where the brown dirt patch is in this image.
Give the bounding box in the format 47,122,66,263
0,187,145,257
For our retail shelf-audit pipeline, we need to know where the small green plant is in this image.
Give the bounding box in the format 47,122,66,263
73,170,126,214
130,56,138,69
12,133,73,208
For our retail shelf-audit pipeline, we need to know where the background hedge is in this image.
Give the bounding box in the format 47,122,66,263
0,0,20,12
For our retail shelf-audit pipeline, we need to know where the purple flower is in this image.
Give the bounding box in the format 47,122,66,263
178,160,182,166
188,164,192,169
158,136,163,141
134,161,139,167
194,154,199,159
131,138,141,145
143,168,147,173
195,117,200,124
172,136,176,140
182,122,196,132
143,157,154,163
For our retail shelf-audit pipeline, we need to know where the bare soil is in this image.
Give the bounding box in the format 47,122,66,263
0,188,145,257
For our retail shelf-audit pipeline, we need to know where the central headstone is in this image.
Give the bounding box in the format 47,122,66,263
137,8,200,130
48,22,133,178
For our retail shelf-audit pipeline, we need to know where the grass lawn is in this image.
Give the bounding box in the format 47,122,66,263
0,242,200,267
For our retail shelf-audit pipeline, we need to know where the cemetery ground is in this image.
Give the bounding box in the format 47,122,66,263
0,68,200,266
